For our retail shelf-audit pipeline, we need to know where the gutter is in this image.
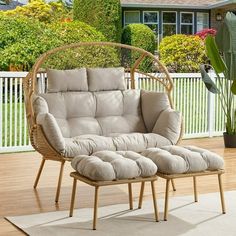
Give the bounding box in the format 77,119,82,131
121,0,236,10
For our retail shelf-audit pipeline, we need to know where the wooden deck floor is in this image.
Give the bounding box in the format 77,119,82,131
0,137,236,235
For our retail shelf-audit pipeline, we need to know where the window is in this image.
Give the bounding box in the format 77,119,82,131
197,12,209,32
180,12,194,34
124,11,140,25
143,11,159,43
162,12,177,38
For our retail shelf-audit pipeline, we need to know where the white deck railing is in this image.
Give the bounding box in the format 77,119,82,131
0,71,225,153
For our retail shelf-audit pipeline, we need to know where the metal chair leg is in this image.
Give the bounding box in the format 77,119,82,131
164,179,170,221
128,183,133,210
33,158,46,188
55,161,65,203
138,182,145,209
69,178,77,217
93,186,99,230
171,179,176,191
218,174,226,214
193,176,198,202
151,180,159,222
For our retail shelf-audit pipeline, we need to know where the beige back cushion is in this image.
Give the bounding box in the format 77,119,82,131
40,89,146,138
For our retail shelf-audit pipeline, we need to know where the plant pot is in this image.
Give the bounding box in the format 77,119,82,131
223,132,236,148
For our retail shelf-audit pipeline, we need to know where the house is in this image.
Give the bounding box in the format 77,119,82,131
121,0,236,42
0,0,23,10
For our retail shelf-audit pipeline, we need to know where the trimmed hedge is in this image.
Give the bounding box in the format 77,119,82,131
0,14,116,71
159,34,207,73
121,24,156,53
73,0,122,42
121,24,156,71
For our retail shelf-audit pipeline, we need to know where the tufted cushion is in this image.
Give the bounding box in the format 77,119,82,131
38,89,146,138
71,150,157,181
63,133,171,157
141,146,224,174
87,67,126,91
47,68,88,92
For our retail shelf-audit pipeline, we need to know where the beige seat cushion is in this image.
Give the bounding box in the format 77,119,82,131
71,150,157,181
141,146,224,174
64,133,171,157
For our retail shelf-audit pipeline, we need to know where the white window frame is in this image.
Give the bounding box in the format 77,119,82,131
180,12,194,34
143,11,159,44
124,11,141,25
196,12,209,32
143,11,159,24
162,11,177,38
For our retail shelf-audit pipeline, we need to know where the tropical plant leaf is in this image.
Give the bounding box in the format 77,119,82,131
200,65,220,94
231,80,236,95
205,35,227,74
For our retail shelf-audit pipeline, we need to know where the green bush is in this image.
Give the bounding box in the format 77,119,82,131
159,34,207,73
121,24,156,71
73,0,122,42
0,14,117,71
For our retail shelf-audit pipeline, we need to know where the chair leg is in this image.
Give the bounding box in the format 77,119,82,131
55,161,65,203
93,186,99,230
171,179,176,191
151,180,159,222
33,158,46,188
128,183,133,210
193,176,198,202
138,181,145,209
164,179,170,221
69,178,77,217
218,174,226,214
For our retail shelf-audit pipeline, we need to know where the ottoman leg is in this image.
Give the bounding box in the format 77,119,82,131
171,179,176,191
218,174,226,214
151,180,159,222
69,178,77,217
193,177,198,202
93,186,99,230
138,182,145,209
128,183,133,210
164,179,170,221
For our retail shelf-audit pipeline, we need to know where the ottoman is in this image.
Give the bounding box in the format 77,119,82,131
141,145,225,220
69,150,159,230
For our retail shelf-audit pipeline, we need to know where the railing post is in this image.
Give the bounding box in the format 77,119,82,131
207,71,216,137
0,77,2,147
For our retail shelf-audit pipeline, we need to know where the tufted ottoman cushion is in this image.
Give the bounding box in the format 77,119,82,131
141,145,224,175
71,151,157,181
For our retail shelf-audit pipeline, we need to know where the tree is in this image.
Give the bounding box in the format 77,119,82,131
73,0,122,42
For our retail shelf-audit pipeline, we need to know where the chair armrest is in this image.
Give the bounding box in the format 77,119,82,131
36,113,65,154
152,109,182,145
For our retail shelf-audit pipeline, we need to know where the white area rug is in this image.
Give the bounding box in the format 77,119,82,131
6,191,236,236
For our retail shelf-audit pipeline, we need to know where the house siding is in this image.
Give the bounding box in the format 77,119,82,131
122,7,210,37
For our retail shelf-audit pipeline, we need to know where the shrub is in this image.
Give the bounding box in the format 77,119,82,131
121,24,156,71
73,0,122,42
159,34,207,73
3,0,71,23
0,14,118,71
195,28,217,40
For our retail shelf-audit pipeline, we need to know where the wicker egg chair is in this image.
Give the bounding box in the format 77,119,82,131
23,42,183,203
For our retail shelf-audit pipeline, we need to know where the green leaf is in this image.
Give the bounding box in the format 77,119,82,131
231,80,236,95
205,35,227,74
200,65,220,94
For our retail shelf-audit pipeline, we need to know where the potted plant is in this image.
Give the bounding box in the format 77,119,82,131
200,12,236,147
